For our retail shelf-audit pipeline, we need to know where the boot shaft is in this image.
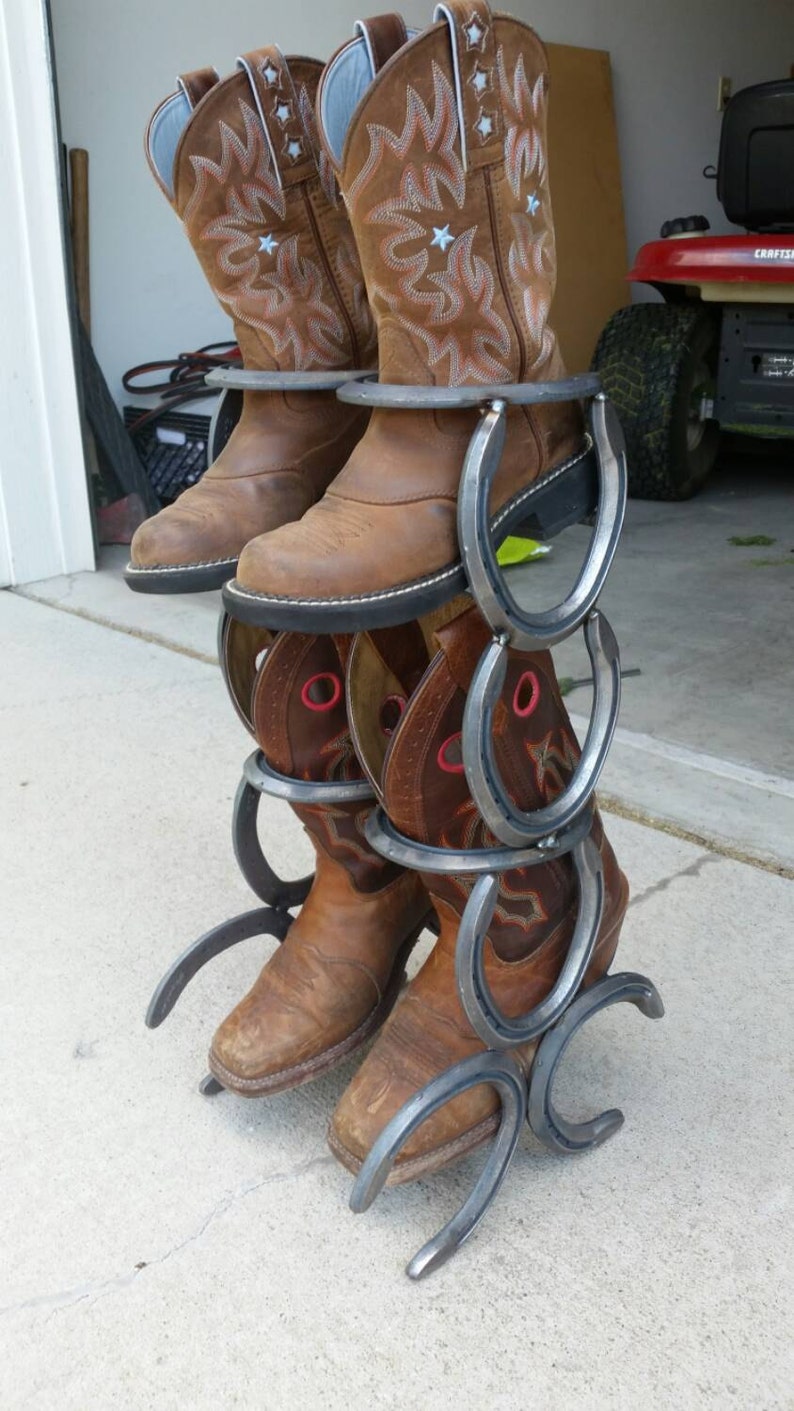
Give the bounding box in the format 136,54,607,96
317,1,565,387
251,629,404,893
146,49,376,371
221,7,586,626
347,604,626,958
330,602,629,1182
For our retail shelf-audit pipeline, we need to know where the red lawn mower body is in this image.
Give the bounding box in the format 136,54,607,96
593,79,794,498
630,234,794,300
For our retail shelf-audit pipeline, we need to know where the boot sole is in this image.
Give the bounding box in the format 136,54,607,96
221,444,597,632
327,886,629,1187
205,914,433,1099
328,1109,503,1186
124,557,238,594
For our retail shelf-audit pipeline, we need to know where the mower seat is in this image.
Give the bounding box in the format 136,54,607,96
718,79,794,232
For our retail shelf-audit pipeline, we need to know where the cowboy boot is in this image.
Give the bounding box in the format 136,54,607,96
328,604,629,1182
125,33,404,593
208,625,433,1095
223,3,589,631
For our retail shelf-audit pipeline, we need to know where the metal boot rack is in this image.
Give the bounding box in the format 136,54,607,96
146,366,664,1279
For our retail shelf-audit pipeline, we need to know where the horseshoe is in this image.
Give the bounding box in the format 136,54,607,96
455,834,605,1048
350,1050,528,1280
145,905,292,1029
457,392,627,651
461,610,620,848
528,971,665,1153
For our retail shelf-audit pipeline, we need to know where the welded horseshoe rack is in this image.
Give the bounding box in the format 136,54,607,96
332,370,664,1280
145,365,663,1279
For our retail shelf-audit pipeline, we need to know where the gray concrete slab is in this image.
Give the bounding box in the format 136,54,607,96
510,453,793,776
510,453,794,869
1,588,792,1410
19,543,220,663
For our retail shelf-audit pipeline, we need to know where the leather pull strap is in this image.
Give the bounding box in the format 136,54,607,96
176,67,220,109
369,621,431,695
433,605,492,693
331,632,356,672
433,0,502,170
345,633,403,801
237,46,317,188
353,13,409,75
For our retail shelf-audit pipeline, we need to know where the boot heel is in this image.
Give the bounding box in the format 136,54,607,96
583,873,631,987
506,445,598,543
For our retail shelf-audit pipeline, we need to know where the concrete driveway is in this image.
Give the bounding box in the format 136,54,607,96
1,477,792,1409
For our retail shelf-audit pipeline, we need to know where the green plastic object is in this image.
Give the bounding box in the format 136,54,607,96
496,536,551,567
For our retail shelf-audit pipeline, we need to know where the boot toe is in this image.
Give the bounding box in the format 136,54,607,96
129,506,193,570
208,990,330,1092
235,499,379,601
209,1007,272,1084
235,521,306,597
329,1001,498,1182
129,473,306,572
234,494,458,605
207,941,376,1087
129,492,238,570
207,915,394,1095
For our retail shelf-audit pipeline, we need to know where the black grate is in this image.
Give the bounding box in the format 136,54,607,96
123,406,211,504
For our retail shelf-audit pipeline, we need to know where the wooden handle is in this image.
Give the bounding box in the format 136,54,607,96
69,148,90,335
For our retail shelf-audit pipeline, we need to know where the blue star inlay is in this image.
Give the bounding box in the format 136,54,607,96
464,18,485,48
431,224,454,252
259,233,279,255
526,191,541,216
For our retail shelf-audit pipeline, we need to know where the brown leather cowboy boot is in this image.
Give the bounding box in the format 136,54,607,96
328,604,629,1182
125,39,394,593
223,3,589,630
208,625,432,1095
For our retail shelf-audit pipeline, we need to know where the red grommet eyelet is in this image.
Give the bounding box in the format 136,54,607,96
512,670,541,718
436,732,465,773
300,672,342,712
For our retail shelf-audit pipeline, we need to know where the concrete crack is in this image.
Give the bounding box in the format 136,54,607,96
11,587,218,667
1,1152,332,1321
628,851,720,910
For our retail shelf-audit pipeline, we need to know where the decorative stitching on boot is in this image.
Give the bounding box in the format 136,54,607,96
126,556,238,573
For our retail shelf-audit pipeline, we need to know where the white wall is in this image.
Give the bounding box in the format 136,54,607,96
51,0,794,402
0,0,94,586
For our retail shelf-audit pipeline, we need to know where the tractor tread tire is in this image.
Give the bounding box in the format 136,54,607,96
592,302,720,500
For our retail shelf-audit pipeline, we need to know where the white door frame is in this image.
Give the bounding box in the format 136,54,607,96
0,0,94,588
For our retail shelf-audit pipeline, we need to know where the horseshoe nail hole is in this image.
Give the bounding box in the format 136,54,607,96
300,672,342,712
379,694,406,736
513,670,540,718
437,732,465,773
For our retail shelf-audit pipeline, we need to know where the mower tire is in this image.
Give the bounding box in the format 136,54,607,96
592,302,720,500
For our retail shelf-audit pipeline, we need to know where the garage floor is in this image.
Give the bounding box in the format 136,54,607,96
518,447,794,870
536,451,793,773
1,456,792,1408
